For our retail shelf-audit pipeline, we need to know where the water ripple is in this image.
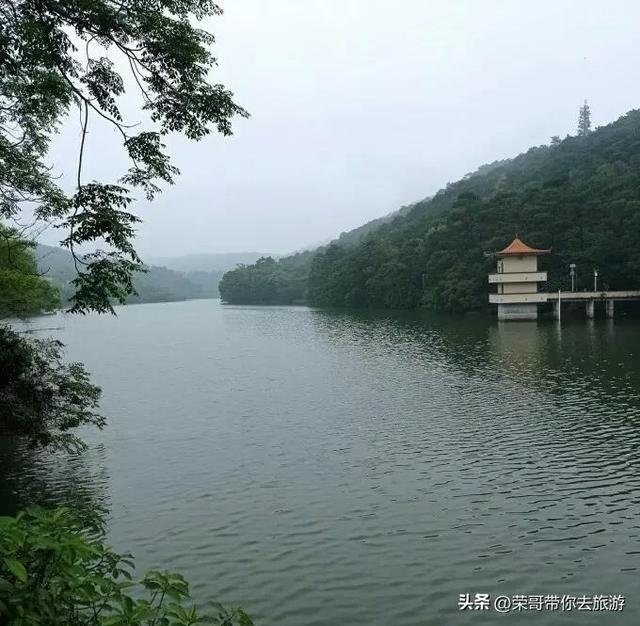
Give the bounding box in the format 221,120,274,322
3,303,640,625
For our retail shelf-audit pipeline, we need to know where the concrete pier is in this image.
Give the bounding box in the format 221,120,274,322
586,300,595,319
492,290,640,320
606,300,615,318
498,303,538,321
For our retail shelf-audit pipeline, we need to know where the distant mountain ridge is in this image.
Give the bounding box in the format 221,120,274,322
147,251,274,273
36,244,221,305
147,208,418,276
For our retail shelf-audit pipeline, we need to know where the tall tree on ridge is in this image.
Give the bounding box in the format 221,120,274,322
578,99,592,136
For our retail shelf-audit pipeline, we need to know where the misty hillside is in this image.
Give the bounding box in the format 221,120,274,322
147,252,273,273
333,202,427,247
36,245,221,305
220,109,640,310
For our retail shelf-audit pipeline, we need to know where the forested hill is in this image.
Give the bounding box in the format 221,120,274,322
220,109,640,311
218,204,427,304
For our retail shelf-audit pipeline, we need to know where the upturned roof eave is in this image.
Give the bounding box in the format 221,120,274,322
486,236,552,257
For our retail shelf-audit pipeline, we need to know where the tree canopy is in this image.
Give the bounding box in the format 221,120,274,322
0,506,253,625
0,225,59,317
1,0,247,313
219,253,311,305
1,1,245,447
578,100,592,136
1,8,254,622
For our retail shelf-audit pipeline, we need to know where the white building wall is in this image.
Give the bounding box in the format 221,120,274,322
503,282,538,294
501,256,538,273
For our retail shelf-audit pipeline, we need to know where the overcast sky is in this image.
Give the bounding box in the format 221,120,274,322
44,0,640,257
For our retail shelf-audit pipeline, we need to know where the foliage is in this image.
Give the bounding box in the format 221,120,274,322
0,506,253,625
0,0,247,314
1,9,252,624
1,0,246,450
219,254,311,305
0,228,80,451
0,226,59,318
226,108,640,312
578,100,592,136
0,325,103,451
311,108,640,312
217,206,426,306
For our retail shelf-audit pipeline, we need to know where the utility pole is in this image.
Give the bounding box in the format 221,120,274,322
594,268,598,293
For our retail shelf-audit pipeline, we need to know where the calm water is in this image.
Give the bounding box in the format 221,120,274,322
3,299,640,625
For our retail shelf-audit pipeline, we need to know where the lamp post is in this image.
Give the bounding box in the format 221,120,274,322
570,263,576,292
594,268,598,293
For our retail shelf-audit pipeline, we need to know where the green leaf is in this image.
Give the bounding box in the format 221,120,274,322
3,558,27,582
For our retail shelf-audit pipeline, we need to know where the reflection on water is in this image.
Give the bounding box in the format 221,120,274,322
0,438,110,516
3,301,640,625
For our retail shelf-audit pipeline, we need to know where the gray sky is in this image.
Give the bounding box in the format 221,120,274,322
44,0,640,257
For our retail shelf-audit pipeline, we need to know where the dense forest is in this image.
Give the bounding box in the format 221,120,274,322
217,207,423,304
218,252,312,305
220,109,640,312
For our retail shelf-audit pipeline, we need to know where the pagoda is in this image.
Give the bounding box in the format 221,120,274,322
487,236,551,320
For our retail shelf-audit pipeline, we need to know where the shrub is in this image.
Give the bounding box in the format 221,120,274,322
0,327,103,451
0,507,252,625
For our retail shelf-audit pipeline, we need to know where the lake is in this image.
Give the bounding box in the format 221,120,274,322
2,299,640,625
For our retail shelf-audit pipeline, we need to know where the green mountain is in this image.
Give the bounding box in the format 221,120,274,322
218,206,422,305
221,109,640,311
36,245,220,306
